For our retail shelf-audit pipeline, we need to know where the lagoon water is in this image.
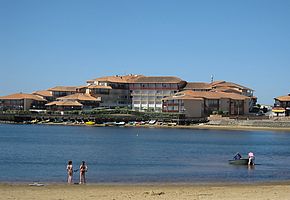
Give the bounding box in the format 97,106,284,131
0,123,290,183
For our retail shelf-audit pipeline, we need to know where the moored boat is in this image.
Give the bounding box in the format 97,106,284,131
115,121,125,126
228,158,252,165
85,121,95,125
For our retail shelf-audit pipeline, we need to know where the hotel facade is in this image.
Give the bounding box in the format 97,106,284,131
129,76,186,111
0,74,256,117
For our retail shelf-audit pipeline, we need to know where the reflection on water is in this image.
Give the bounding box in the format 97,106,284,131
0,124,290,183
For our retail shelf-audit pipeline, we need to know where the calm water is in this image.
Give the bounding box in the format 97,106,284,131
0,123,290,183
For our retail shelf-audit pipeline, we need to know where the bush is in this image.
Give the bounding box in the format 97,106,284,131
218,110,224,115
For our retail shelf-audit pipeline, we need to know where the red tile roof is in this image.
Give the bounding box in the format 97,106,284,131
48,86,77,92
45,101,83,106
184,82,212,90
57,93,101,101
33,90,53,97
0,93,47,101
164,90,249,101
275,94,290,101
131,76,185,83
211,87,242,94
92,74,144,83
211,81,252,90
87,85,112,89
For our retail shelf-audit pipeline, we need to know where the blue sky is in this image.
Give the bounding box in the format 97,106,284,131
0,0,289,104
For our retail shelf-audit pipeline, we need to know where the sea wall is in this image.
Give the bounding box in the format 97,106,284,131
207,118,290,128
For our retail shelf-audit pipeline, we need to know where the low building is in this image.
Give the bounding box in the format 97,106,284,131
274,94,290,116
57,93,101,110
211,81,254,97
45,101,83,111
0,93,47,111
162,90,250,118
48,86,77,98
184,80,256,112
33,90,54,102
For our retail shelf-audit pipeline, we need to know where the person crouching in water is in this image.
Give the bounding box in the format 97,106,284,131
79,161,88,184
66,160,73,184
248,152,255,165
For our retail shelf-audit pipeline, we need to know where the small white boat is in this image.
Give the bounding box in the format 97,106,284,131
115,121,125,126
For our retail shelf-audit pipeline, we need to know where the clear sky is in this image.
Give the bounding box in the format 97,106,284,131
0,0,289,104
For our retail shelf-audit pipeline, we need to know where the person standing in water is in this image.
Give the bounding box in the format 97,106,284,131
66,160,73,184
79,161,88,184
248,152,255,165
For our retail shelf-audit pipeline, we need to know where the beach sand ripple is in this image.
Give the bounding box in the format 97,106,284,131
1,183,290,200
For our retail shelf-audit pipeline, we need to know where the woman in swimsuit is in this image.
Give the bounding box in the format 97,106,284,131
79,161,88,184
66,160,73,184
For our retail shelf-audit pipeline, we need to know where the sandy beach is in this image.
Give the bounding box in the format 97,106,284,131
1,182,290,200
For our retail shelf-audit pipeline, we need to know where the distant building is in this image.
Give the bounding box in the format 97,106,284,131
45,101,83,111
86,75,142,108
33,90,54,102
129,76,187,112
274,93,290,116
48,86,77,98
57,93,101,110
183,80,256,112
0,75,257,116
210,81,254,96
0,93,47,111
162,90,250,118
85,74,187,111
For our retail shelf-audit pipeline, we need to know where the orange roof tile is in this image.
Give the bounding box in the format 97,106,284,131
92,74,144,83
164,90,249,101
48,86,77,92
45,101,83,106
57,93,101,101
275,95,290,101
131,76,185,83
87,85,112,89
184,82,212,90
0,93,47,101
211,87,242,94
211,81,252,90
33,90,53,97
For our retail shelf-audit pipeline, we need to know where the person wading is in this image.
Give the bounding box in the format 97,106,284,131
79,161,88,184
66,160,73,184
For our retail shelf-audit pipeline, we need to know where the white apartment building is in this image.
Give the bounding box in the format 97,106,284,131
129,76,186,111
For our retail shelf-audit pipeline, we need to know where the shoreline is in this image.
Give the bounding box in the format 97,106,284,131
1,181,290,200
2,121,290,132
2,179,290,186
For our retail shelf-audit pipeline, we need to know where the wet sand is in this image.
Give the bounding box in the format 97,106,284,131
1,182,290,200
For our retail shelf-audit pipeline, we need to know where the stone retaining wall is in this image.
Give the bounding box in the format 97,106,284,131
207,119,290,128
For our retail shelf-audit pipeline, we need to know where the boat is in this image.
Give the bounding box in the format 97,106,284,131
228,158,254,165
85,121,95,125
30,119,38,124
115,121,126,126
